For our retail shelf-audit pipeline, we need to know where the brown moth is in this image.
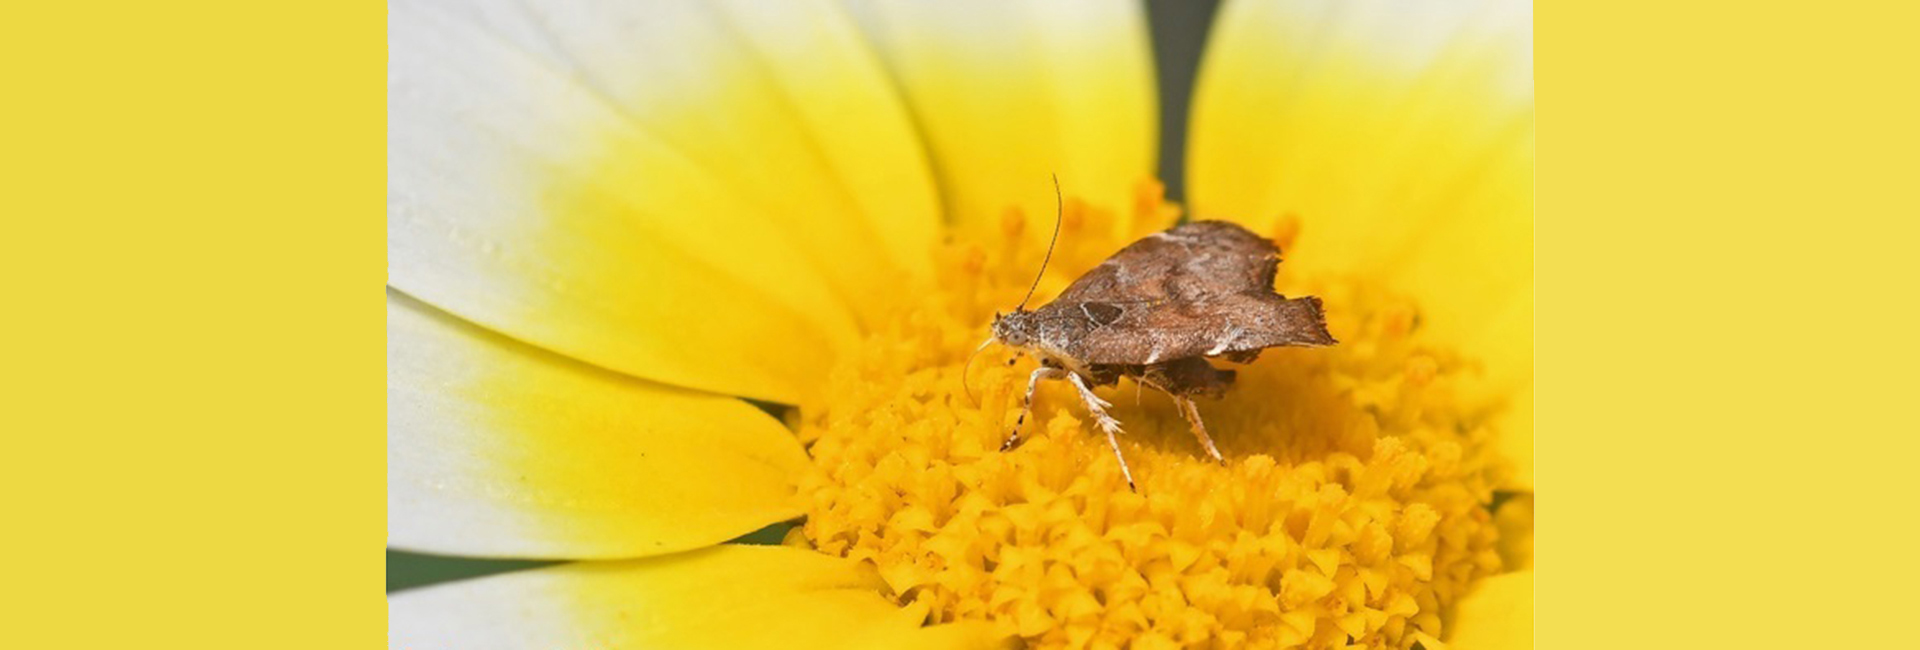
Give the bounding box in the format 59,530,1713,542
980,181,1336,490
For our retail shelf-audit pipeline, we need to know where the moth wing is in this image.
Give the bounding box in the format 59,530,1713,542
1052,220,1280,306
1065,293,1335,365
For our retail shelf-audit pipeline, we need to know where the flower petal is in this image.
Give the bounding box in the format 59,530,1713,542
707,0,946,283
389,545,1001,649
1446,570,1532,649
843,0,1158,235
390,0,942,401
1494,493,1534,572
1189,0,1533,483
388,291,809,559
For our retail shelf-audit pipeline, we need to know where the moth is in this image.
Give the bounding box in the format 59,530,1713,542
978,181,1336,490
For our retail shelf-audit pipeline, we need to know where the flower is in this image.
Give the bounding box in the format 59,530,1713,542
387,1,1532,648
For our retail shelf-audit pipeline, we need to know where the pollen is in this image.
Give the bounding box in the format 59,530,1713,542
790,182,1521,649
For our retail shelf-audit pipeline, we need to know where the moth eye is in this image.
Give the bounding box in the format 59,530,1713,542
1006,358,1017,366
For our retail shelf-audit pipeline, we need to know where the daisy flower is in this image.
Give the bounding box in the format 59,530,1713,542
388,0,1532,648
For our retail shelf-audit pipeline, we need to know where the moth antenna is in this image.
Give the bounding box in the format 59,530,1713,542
1016,174,1064,311
961,336,995,406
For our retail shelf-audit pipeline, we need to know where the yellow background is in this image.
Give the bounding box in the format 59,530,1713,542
1,1,383,647
3,0,1917,648
1541,1,1920,648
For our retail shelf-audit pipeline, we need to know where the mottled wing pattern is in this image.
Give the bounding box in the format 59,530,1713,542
1033,221,1335,365
1063,293,1334,364
1052,220,1279,306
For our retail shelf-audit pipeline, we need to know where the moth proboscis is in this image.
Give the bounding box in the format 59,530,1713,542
975,178,1337,490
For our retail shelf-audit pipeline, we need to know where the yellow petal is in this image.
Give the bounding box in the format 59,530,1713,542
389,545,1003,649
390,0,944,401
1455,275,1531,488
1494,493,1534,572
1447,570,1532,649
843,0,1157,235
1189,0,1533,482
1492,377,1533,489
709,0,946,282
388,291,809,559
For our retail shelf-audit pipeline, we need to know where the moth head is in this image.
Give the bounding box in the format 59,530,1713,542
965,175,1062,406
962,311,1035,406
990,309,1039,348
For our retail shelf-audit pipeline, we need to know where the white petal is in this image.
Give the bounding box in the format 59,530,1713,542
388,291,810,559
389,0,941,401
389,545,1000,649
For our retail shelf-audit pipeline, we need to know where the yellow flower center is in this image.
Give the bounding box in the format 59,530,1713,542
789,182,1512,648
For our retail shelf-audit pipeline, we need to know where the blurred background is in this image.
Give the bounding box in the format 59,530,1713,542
388,0,1221,593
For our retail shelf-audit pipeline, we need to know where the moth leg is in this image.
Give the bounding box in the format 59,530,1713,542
1002,366,1068,452
1172,396,1226,465
1068,372,1137,491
